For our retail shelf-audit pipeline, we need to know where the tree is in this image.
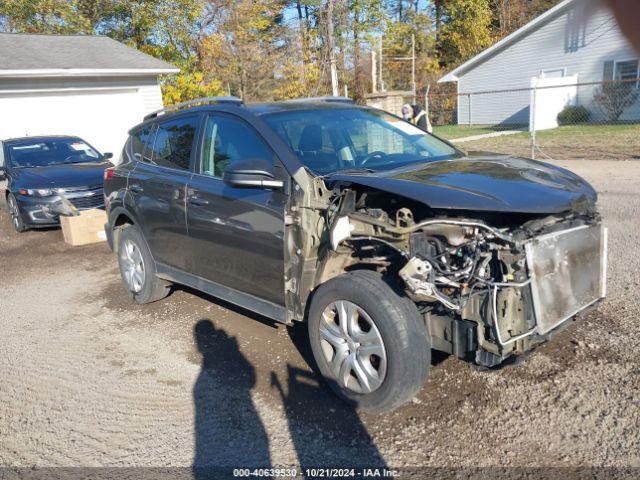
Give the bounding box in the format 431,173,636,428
199,0,287,101
0,0,94,33
594,83,640,122
162,71,225,106
0,0,566,105
350,0,384,100
0,0,224,105
439,0,494,66
326,0,339,96
490,0,562,38
382,8,438,94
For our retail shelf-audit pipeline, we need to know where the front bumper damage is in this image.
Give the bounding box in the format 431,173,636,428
405,222,608,367
319,190,607,367
15,188,104,227
284,170,606,368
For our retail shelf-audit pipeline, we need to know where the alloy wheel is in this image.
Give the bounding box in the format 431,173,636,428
8,196,21,230
121,239,146,293
318,300,387,394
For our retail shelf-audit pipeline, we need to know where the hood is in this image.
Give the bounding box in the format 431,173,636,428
11,161,109,189
330,153,597,214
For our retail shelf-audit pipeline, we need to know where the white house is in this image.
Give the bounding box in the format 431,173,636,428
0,33,179,156
438,0,639,127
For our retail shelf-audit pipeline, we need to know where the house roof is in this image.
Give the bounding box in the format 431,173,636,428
438,0,578,83
0,33,179,77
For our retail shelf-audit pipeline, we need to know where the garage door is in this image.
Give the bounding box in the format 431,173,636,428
0,89,146,157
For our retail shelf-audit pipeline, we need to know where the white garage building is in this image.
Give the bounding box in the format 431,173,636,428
0,33,178,157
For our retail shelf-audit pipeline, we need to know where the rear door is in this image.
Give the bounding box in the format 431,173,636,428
185,112,288,306
128,114,200,270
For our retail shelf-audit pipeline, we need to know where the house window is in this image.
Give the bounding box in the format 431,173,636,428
614,59,639,85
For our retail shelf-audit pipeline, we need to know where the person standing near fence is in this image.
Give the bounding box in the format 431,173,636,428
402,103,433,133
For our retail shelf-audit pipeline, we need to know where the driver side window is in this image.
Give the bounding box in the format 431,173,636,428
201,115,275,178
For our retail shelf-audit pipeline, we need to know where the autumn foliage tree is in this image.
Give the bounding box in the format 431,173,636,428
439,0,494,66
0,0,564,103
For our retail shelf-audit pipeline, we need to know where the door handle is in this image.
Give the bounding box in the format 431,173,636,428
130,184,144,193
188,196,210,206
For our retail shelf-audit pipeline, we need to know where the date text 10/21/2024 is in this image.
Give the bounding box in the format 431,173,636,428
232,468,399,478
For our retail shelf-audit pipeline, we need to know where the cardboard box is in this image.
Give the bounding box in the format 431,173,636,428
60,209,108,246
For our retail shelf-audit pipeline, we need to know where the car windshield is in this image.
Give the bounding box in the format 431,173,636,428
263,107,462,174
7,139,101,168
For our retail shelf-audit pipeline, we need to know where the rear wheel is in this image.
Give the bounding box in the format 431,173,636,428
7,193,26,232
308,270,430,413
117,224,170,304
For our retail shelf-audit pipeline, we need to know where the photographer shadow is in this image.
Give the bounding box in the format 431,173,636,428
270,322,388,473
192,319,271,478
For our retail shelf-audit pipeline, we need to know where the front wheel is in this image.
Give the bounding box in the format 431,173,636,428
308,270,430,413
117,224,170,304
7,193,27,232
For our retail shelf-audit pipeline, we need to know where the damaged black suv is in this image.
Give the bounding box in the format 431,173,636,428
104,97,607,413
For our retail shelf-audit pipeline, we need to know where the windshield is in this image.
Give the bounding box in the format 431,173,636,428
7,139,101,168
263,108,461,174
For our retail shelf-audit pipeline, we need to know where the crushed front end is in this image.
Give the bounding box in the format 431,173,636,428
323,188,607,368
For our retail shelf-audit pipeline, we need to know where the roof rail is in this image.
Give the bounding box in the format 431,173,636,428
283,96,355,104
144,96,244,121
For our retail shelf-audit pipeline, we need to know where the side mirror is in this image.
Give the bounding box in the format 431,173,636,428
103,152,114,160
0,167,6,181
223,158,284,189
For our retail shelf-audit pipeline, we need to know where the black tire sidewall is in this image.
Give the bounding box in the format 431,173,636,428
308,270,430,413
117,225,165,304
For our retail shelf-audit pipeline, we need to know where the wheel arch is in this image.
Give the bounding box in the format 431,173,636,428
108,206,139,252
299,240,400,321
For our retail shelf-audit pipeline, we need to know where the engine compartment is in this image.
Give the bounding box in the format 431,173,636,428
314,186,605,367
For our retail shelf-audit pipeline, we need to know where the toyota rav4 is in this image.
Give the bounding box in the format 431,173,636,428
104,97,607,413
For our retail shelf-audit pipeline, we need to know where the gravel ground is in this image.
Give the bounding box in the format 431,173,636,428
0,159,639,471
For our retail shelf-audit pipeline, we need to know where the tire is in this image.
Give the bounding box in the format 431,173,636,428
7,193,27,232
117,224,170,304
308,270,430,413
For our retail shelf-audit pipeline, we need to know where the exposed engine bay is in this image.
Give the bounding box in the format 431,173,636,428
286,170,607,368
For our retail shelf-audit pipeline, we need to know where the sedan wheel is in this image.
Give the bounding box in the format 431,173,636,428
319,300,387,394
7,194,26,232
120,238,146,293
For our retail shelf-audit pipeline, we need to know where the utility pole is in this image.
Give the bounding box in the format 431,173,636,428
371,50,378,94
379,36,384,92
425,84,431,119
411,33,416,103
327,0,339,97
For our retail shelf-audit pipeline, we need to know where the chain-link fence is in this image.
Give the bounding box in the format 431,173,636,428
427,78,640,161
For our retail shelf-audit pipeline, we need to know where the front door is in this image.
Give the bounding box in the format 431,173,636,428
128,114,199,270
185,113,287,306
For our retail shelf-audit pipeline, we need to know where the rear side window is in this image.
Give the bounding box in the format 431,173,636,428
130,125,154,162
150,115,199,170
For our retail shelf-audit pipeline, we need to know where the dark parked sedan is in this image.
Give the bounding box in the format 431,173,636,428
0,136,112,232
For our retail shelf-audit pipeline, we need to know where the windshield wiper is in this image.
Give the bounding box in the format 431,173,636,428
323,167,377,177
